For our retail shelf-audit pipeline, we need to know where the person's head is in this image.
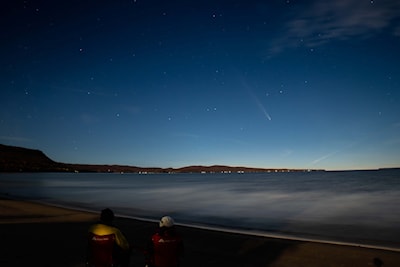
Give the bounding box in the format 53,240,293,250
100,208,114,224
159,215,174,228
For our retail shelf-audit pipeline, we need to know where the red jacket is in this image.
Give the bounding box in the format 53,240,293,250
146,227,184,267
87,223,130,267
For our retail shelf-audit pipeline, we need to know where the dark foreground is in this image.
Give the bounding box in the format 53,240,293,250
0,198,399,267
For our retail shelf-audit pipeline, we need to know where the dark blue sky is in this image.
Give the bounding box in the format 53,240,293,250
1,0,400,170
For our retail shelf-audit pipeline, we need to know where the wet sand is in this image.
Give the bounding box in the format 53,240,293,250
1,197,399,267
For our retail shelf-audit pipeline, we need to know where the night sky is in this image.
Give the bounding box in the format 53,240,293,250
1,0,400,170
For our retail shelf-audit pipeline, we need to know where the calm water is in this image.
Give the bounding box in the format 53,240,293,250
1,170,399,249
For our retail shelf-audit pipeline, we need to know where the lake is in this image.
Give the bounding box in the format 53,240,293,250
1,169,399,250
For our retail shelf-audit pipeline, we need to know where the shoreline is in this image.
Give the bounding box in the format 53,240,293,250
5,194,400,253
3,193,400,253
1,196,400,266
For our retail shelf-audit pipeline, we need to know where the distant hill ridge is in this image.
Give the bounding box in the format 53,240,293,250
0,144,60,172
0,144,316,173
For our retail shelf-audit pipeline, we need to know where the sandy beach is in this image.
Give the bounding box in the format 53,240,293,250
1,197,399,267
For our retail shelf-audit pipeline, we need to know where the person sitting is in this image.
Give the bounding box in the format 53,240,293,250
87,208,130,267
145,216,184,267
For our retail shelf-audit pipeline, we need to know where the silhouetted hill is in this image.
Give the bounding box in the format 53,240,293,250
0,144,63,172
0,144,318,173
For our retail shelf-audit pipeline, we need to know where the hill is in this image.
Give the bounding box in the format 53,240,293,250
0,144,315,173
0,144,62,172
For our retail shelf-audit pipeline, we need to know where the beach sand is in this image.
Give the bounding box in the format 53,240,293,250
1,198,399,267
